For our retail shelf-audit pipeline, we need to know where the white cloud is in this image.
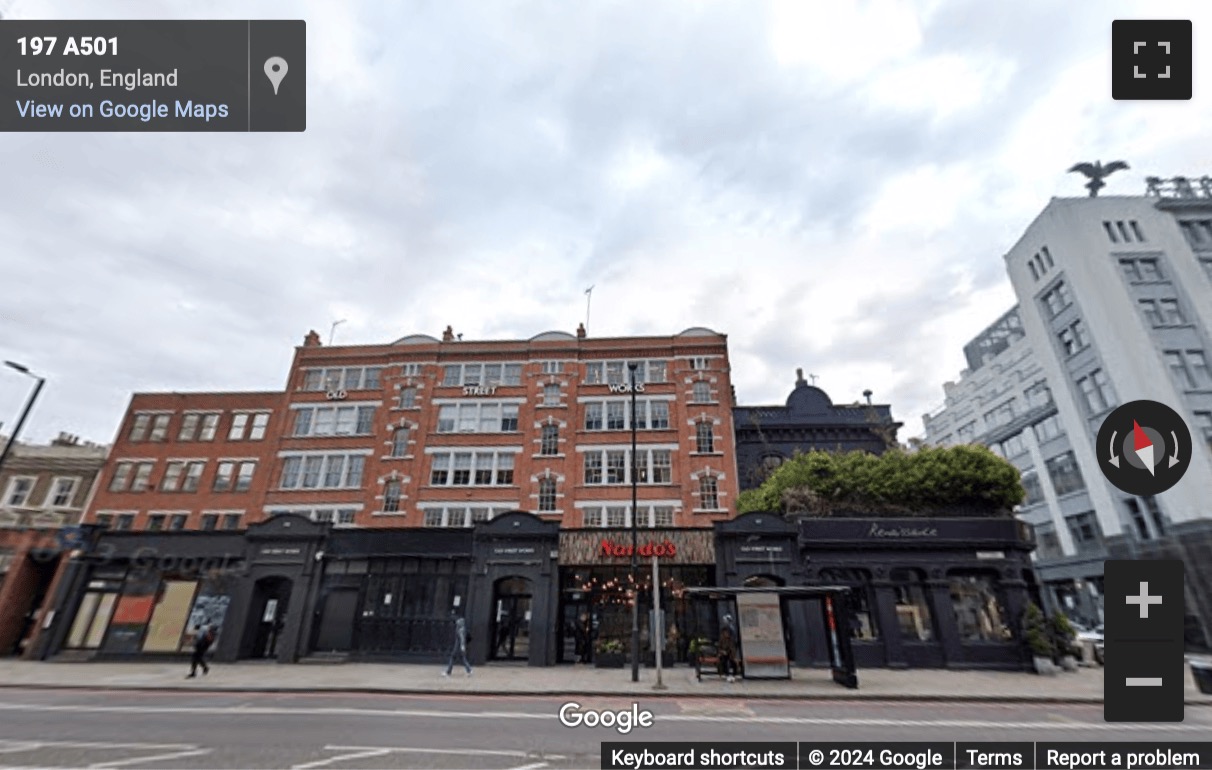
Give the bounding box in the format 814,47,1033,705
4,0,1212,449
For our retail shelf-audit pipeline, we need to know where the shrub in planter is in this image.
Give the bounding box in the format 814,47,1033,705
594,639,625,668
1021,603,1056,675
1049,611,1080,671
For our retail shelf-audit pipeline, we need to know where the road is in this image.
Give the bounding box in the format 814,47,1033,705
0,688,1207,769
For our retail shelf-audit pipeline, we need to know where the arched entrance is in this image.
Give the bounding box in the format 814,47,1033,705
490,577,532,661
244,576,292,660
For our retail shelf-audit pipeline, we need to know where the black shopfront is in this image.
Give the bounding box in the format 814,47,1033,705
43,512,1039,671
792,516,1038,670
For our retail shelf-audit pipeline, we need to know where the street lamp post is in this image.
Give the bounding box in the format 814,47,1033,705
628,363,640,683
0,361,46,477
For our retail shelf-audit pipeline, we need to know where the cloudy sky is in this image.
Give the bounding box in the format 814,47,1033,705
3,0,1211,446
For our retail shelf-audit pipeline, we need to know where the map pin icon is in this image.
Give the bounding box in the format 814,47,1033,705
264,57,288,95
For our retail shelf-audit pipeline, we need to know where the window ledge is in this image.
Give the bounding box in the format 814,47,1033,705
371,510,407,517
533,453,566,459
381,455,415,461
691,508,725,514
689,451,725,457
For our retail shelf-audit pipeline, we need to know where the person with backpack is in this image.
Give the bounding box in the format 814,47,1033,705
186,625,216,678
443,613,473,677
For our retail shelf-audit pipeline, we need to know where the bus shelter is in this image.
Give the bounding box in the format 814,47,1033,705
682,586,858,689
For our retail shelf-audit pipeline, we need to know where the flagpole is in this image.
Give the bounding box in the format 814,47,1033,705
585,286,594,335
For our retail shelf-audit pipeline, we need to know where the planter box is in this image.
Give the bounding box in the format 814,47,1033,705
644,651,675,668
595,653,625,669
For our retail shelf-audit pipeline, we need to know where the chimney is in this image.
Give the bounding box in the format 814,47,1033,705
795,368,806,386
303,330,322,347
442,325,455,342
863,389,873,405
576,323,586,339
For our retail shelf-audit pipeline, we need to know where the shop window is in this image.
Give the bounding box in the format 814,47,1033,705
948,571,1012,642
890,568,934,642
819,568,879,640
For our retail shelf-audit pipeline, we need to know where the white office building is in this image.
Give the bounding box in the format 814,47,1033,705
925,175,1212,649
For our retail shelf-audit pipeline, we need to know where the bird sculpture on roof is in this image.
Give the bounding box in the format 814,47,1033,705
1068,160,1129,197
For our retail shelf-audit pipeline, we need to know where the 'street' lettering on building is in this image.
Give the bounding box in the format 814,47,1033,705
463,385,497,396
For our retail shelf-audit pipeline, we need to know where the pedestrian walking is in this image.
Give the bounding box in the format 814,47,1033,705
186,625,215,679
443,613,473,677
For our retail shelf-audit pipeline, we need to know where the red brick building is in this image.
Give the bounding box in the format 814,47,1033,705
83,326,739,531
0,433,108,655
86,392,284,533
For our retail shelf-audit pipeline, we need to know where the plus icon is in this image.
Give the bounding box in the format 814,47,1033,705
1126,581,1164,619
1112,20,1192,100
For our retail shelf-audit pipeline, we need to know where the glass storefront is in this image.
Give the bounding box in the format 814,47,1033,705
557,565,713,664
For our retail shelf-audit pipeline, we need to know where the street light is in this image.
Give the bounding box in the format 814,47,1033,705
0,361,47,478
628,362,640,683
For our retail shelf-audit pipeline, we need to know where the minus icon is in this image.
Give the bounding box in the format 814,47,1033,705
1126,677,1163,686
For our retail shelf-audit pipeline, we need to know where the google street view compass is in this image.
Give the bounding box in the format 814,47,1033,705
1097,399,1192,495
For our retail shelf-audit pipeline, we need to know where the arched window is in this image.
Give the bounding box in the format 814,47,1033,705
538,478,557,512
539,424,559,455
391,426,410,457
692,381,711,402
948,570,1011,642
383,480,402,513
890,568,934,641
695,421,714,453
398,387,417,409
698,476,720,510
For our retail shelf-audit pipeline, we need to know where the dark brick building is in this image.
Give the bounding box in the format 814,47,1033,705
734,370,901,490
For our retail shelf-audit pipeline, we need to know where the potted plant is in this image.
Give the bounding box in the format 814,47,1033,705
1049,611,1080,672
1021,603,1057,675
594,639,625,668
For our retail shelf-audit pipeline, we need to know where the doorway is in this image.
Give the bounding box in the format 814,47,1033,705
490,577,531,661
246,576,292,660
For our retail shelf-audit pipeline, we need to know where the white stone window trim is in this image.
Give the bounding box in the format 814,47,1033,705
423,445,523,455
42,476,81,509
574,443,679,452
2,476,38,508
288,400,381,410
276,448,374,458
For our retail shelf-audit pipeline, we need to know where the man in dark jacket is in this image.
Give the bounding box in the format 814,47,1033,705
186,625,215,678
443,614,472,677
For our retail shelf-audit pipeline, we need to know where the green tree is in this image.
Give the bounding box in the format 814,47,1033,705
736,445,1025,517
1021,603,1054,658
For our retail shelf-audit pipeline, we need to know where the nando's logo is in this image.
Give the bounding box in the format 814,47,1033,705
600,539,676,558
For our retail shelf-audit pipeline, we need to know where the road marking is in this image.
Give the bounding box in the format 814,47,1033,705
89,748,211,768
0,701,1205,731
321,745,566,759
509,763,549,770
291,748,392,769
0,741,43,753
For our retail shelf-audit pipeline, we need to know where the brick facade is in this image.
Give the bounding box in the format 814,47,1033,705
82,392,284,532
82,327,740,532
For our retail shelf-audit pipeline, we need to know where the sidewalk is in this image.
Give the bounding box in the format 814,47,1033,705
1,659,1210,703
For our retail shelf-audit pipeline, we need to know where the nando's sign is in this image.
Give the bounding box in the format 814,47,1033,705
600,539,676,558
559,529,714,565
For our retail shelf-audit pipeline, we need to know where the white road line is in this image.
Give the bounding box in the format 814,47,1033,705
322,745,566,759
291,748,392,769
0,740,197,750
508,763,549,770
89,748,211,768
0,701,1205,732
0,741,42,753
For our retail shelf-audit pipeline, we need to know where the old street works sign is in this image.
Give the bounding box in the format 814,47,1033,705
559,529,715,565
